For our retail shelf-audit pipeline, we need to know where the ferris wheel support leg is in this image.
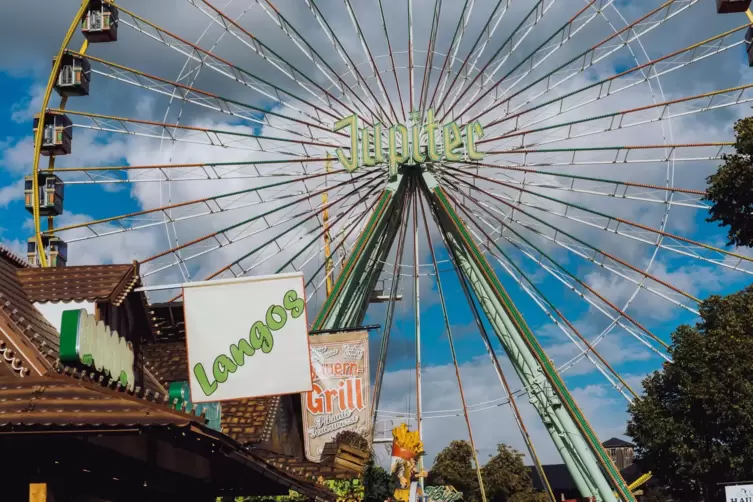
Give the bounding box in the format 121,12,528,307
311,172,409,331
419,170,629,502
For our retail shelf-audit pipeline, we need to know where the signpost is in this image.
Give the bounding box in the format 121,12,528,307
60,308,135,390
182,273,313,403
302,331,370,462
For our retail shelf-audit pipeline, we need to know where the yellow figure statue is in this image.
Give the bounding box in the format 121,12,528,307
390,424,424,502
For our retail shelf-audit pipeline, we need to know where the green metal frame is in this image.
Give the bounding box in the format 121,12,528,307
312,171,408,331
311,169,634,502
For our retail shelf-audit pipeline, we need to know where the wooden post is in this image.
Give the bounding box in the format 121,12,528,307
29,483,53,502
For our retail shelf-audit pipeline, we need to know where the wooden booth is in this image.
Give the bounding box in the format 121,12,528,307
0,246,337,502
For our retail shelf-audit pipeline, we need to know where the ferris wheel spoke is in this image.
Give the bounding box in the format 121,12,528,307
272,188,381,277
439,0,560,120
442,186,671,357
447,162,711,210
467,0,700,124
304,202,374,293
372,178,413,425
426,0,475,112
485,143,734,168
207,192,378,286
431,0,510,118
443,197,640,402
185,0,372,125
44,169,353,241
451,0,615,122
139,169,382,272
447,169,701,314
143,182,378,286
487,25,746,133
421,194,556,500
164,173,384,298
342,0,401,125
73,52,346,144
259,0,390,125
56,109,345,154
376,0,408,122
417,187,487,501
452,166,753,275
478,83,753,150
459,202,672,365
114,4,340,127
416,0,443,119
46,158,345,184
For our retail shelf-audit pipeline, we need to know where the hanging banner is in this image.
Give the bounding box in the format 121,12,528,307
182,273,313,403
302,331,370,462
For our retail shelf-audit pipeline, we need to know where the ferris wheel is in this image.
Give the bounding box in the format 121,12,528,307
27,0,753,501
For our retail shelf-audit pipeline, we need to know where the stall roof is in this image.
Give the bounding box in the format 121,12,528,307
16,262,140,306
0,368,204,430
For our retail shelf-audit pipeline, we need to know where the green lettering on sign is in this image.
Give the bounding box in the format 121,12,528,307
333,108,484,174
59,309,136,389
192,289,305,398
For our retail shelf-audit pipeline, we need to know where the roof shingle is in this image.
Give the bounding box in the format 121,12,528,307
0,370,205,429
16,263,140,306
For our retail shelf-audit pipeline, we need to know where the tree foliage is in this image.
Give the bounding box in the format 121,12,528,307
427,440,546,502
704,116,753,247
627,285,753,502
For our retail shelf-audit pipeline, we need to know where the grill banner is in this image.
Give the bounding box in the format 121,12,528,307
302,331,370,463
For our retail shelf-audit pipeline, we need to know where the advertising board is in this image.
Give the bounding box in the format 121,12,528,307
60,308,135,390
726,484,753,502
182,273,313,403
302,331,370,462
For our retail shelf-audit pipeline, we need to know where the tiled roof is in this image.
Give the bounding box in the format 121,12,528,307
0,244,29,268
603,437,635,448
252,449,355,484
143,340,187,383
16,263,140,306
222,396,280,445
0,255,59,371
0,368,206,430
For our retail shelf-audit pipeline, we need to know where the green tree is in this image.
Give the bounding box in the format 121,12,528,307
627,285,753,502
362,459,394,502
482,445,547,502
427,441,546,502
427,440,481,502
704,116,753,247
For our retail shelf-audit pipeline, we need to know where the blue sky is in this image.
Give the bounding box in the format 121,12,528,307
2,0,753,467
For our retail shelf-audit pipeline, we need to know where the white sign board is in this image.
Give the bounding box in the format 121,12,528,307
726,484,753,502
183,273,313,403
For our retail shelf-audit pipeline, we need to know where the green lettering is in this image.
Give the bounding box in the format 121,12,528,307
388,124,409,178
361,123,382,167
266,304,288,331
334,114,358,172
212,355,237,383
250,321,274,354
230,337,255,367
194,362,218,396
283,289,305,318
442,122,463,161
411,117,425,164
466,121,484,160
426,109,441,162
